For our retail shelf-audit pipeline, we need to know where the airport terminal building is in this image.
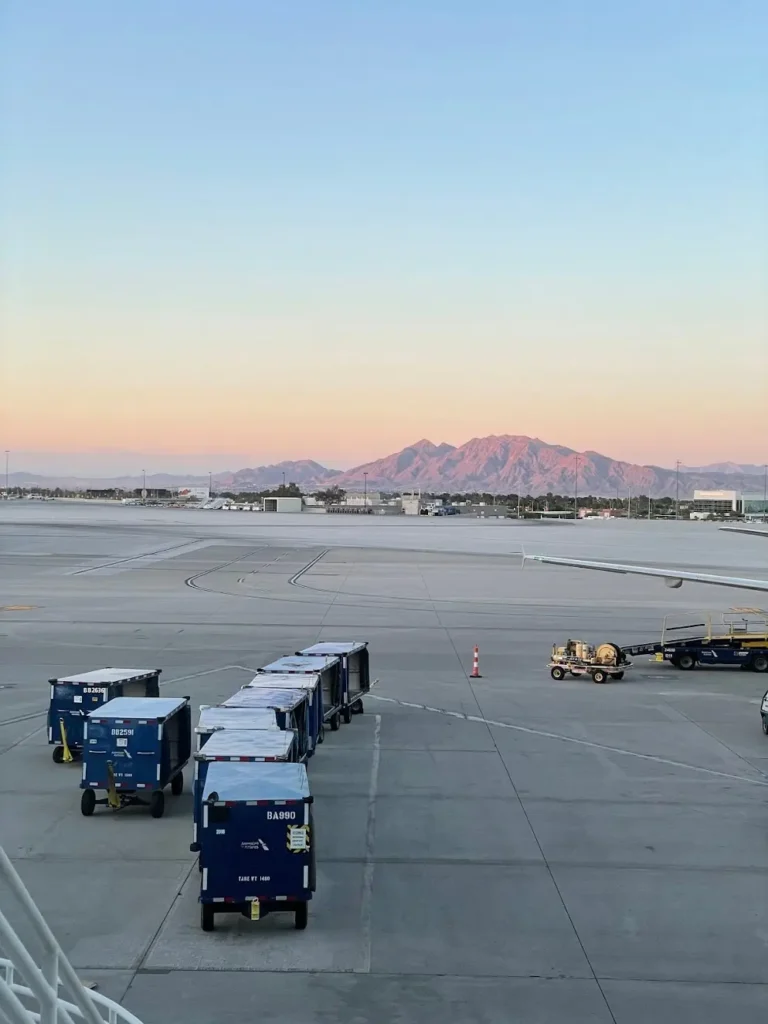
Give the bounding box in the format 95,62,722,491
692,489,768,519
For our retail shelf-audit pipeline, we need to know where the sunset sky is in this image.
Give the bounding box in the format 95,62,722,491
2,1,766,475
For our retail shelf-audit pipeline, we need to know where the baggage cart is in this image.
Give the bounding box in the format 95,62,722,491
199,761,315,931
298,641,371,722
195,706,282,751
222,688,311,762
761,689,768,736
258,655,343,732
47,667,161,764
80,696,191,818
190,729,297,853
242,672,324,751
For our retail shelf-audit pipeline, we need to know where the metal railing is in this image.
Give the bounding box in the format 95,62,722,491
0,847,146,1024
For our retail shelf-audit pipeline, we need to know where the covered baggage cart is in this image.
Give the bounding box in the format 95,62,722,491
190,729,297,853
298,641,370,722
243,672,324,750
222,688,311,761
258,655,343,732
195,705,282,751
80,696,191,818
47,667,161,763
199,761,315,931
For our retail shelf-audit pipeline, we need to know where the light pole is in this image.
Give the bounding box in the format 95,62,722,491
4,450,8,495
282,471,286,492
142,468,146,501
209,471,213,497
763,464,767,522
363,471,368,509
675,460,680,520
574,455,579,519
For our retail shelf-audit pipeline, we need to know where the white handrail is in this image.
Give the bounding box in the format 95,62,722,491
0,848,146,1024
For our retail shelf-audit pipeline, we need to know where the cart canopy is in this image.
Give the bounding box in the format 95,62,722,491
202,761,310,804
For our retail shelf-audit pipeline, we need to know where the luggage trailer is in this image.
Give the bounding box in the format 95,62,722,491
80,696,191,818
48,667,161,763
257,656,343,733
199,761,315,932
298,641,371,722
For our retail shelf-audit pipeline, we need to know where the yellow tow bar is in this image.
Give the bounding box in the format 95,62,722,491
58,719,74,763
106,761,121,810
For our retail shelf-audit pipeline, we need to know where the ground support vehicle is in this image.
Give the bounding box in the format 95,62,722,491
222,688,311,761
242,673,323,752
48,667,161,764
195,705,281,751
80,696,191,818
621,611,768,673
761,690,768,735
190,728,297,854
258,655,343,732
199,761,315,932
298,641,371,722
549,640,630,684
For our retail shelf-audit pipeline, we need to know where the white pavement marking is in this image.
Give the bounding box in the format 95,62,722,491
368,694,768,788
358,713,381,975
160,665,257,687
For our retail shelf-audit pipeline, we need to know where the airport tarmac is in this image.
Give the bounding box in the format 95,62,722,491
1,503,768,1023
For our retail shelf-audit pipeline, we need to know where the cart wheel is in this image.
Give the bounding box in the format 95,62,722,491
550,666,566,680
330,712,340,732
150,790,165,819
317,725,325,745
614,671,625,681
171,772,184,796
752,654,768,673
676,653,696,671
80,789,96,817
592,669,608,684
352,700,364,715
342,705,352,724
761,716,768,735
201,904,214,932
294,902,308,930
52,746,64,764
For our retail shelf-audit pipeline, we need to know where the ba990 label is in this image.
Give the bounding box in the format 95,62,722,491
266,810,296,820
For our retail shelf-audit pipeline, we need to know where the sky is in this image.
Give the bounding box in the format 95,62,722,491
1,1,766,476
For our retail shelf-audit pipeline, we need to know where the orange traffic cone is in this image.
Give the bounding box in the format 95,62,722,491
470,645,482,678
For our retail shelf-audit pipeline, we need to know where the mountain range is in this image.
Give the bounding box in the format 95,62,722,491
11,436,762,498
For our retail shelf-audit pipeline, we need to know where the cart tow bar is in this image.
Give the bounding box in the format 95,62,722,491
59,718,74,763
106,761,121,809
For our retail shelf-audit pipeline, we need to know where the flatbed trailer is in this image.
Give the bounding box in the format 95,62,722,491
549,640,631,684
622,610,768,673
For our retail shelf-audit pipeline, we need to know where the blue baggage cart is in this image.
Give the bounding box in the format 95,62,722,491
222,688,311,761
258,655,343,732
199,761,315,931
190,729,297,853
298,641,370,723
195,706,282,751
242,672,323,752
47,667,161,763
80,696,191,819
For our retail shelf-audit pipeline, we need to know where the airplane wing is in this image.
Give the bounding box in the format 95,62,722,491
720,527,768,539
524,554,768,592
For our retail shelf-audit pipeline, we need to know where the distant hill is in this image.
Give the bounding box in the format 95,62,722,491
7,436,763,497
679,462,765,476
322,435,762,497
